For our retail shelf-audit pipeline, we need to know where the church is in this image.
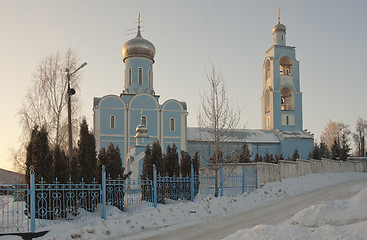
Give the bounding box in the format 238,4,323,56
93,14,314,178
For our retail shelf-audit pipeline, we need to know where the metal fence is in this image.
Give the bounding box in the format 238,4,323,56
0,164,257,233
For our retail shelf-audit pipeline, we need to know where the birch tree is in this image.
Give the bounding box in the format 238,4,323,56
198,66,240,196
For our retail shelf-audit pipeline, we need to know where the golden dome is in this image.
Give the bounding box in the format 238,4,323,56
122,29,155,62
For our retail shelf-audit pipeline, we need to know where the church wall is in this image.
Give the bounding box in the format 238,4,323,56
125,58,153,92
280,138,313,159
251,142,281,159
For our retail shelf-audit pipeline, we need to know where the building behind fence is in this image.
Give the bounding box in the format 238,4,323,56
0,164,257,233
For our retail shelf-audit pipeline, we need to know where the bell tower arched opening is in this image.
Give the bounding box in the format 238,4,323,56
265,59,271,83
280,56,293,76
281,87,294,111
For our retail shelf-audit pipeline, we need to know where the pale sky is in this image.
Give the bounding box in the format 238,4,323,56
1,0,366,171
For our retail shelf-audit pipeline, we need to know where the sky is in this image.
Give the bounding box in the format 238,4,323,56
1,0,367,171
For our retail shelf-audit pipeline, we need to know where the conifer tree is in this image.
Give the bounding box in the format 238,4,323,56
192,151,200,175
269,154,275,163
77,119,97,183
25,126,54,184
319,141,330,159
106,143,125,179
141,145,153,180
239,143,252,163
292,148,300,161
254,152,260,162
164,144,179,177
339,133,351,161
264,152,270,163
180,151,191,177
53,145,69,183
151,141,164,176
312,143,321,160
97,147,108,183
331,139,340,160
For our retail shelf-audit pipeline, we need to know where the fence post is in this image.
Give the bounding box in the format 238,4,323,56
242,163,245,194
190,164,194,202
101,165,106,220
153,164,157,208
255,169,258,189
220,164,223,197
30,169,35,233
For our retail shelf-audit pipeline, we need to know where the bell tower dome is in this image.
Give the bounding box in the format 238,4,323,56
261,10,303,132
122,14,156,95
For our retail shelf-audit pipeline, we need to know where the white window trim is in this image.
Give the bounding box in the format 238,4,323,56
170,118,175,131
110,115,115,129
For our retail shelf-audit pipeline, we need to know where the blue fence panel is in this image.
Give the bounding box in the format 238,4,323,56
0,183,29,232
32,178,101,229
106,177,154,215
156,175,192,203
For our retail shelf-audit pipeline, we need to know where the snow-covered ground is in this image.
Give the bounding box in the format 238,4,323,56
1,172,367,240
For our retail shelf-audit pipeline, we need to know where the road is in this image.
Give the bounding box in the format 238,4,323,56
115,179,367,240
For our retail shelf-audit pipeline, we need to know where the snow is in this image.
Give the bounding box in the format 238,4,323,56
224,186,367,240
1,172,367,240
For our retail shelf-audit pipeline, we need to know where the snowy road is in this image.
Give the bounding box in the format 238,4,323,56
124,178,367,240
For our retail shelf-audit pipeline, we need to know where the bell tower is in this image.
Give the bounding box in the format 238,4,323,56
261,9,303,132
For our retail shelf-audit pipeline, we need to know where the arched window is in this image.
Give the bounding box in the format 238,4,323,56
281,87,294,111
138,68,143,85
128,68,132,85
264,89,270,113
170,118,175,131
148,69,151,87
110,115,115,129
280,56,293,75
265,59,271,81
141,115,147,126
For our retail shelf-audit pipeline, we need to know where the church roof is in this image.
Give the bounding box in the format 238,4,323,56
187,127,313,144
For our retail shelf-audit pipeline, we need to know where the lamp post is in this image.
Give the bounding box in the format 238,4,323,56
66,62,87,162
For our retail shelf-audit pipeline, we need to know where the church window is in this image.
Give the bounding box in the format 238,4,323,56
264,89,270,113
148,69,151,87
281,87,294,111
141,115,147,126
170,118,175,131
265,59,271,81
110,115,115,129
128,68,132,85
138,68,143,85
280,56,293,75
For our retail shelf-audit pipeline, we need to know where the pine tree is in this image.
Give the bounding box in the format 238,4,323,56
180,151,191,177
239,143,252,163
152,141,164,176
53,145,69,183
26,126,54,184
312,143,321,160
77,119,97,183
141,145,153,180
192,151,200,175
97,147,108,183
107,143,125,179
292,148,300,161
164,144,179,177
264,152,270,163
254,152,259,162
331,139,340,160
339,133,351,161
269,154,275,163
319,141,330,159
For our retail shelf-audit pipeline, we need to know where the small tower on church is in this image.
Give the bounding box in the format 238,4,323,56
122,14,156,95
262,9,303,132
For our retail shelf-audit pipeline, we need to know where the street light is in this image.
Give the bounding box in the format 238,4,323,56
66,62,87,163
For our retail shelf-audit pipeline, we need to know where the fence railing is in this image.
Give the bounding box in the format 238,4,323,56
0,164,257,233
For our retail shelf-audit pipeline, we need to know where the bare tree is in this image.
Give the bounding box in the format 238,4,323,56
198,66,240,196
320,119,351,152
15,48,84,170
353,117,367,157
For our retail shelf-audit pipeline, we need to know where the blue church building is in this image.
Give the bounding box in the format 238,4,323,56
93,19,188,178
93,14,314,177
